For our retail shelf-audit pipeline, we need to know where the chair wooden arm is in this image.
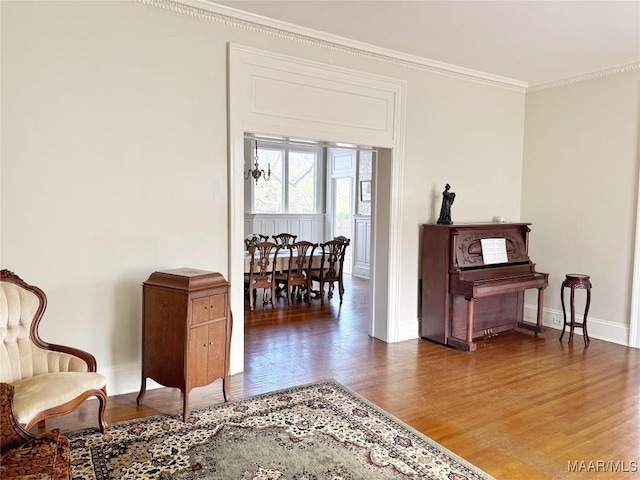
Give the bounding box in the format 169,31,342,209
36,343,98,372
0,383,35,451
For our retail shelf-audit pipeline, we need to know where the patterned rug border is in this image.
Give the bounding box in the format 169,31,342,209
312,379,495,480
68,378,495,480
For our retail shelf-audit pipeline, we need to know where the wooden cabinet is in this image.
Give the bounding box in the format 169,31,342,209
136,268,232,420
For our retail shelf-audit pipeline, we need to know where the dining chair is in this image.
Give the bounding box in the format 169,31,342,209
276,241,318,305
244,241,281,311
272,233,298,292
272,233,298,246
310,237,350,304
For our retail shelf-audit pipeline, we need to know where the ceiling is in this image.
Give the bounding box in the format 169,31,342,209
212,0,640,86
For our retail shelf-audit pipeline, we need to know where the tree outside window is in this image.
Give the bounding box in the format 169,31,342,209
253,145,320,214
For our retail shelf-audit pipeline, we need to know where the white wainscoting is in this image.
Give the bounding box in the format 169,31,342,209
353,215,371,279
245,214,326,244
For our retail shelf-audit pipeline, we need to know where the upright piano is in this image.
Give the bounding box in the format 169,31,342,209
421,223,548,351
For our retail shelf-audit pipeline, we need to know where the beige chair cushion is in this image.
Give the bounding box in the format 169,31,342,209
12,372,106,425
1,283,89,384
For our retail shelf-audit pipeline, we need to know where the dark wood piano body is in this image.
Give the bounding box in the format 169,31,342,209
421,223,549,351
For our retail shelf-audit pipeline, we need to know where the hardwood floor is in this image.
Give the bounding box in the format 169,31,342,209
41,275,639,479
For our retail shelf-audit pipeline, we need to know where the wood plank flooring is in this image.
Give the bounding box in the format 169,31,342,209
40,275,640,479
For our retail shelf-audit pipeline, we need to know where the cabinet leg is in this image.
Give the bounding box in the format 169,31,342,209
536,287,545,331
136,377,147,405
222,375,230,402
569,287,576,344
445,298,477,351
183,391,190,422
559,285,567,342
466,299,475,345
583,288,591,346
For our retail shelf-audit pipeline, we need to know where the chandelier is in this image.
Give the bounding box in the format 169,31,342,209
245,140,271,184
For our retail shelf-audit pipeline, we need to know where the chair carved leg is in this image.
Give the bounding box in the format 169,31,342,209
96,387,109,433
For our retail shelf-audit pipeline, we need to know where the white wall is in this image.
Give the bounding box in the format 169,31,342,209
522,70,640,344
1,1,231,394
3,0,529,394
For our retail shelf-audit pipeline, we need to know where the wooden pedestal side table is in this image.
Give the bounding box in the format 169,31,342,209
559,274,592,346
136,268,232,421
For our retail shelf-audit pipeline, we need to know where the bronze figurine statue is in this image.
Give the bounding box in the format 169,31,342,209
437,183,455,225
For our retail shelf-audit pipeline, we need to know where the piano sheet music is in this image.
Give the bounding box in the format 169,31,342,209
480,238,508,264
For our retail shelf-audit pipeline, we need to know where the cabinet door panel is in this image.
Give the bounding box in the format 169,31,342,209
188,325,210,388
207,319,227,382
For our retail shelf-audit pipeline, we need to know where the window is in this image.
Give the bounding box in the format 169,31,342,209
251,144,322,214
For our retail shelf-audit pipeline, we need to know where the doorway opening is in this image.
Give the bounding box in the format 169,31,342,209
243,138,375,279
229,44,407,375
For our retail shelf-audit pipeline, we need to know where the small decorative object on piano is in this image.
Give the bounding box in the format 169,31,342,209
436,183,455,225
492,215,506,223
244,234,261,251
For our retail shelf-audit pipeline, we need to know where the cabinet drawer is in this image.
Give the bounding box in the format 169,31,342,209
191,293,228,326
207,294,227,322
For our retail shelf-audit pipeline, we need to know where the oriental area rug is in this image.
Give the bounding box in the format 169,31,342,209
68,380,494,480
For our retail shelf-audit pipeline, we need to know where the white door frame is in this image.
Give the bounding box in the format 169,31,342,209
228,44,407,374
629,166,640,348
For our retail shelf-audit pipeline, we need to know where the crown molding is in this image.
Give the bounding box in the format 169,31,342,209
140,0,638,94
527,59,640,92
139,0,528,92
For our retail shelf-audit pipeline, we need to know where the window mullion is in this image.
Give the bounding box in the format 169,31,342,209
283,147,289,213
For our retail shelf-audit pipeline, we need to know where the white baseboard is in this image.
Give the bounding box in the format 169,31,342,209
524,304,629,346
100,363,163,397
396,317,419,343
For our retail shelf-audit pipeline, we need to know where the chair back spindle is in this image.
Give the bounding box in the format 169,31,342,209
272,233,298,246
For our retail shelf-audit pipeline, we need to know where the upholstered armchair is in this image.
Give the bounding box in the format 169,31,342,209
0,269,108,433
